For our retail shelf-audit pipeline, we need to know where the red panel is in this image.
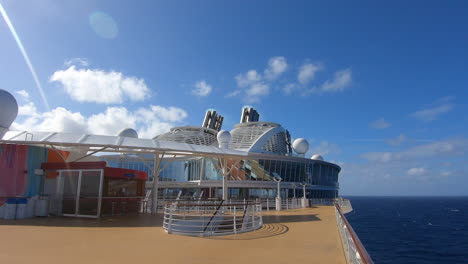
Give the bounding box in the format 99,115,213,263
104,167,147,181
41,161,107,170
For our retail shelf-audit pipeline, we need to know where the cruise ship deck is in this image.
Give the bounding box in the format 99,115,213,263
0,206,345,264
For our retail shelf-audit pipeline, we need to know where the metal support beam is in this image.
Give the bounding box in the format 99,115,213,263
151,152,165,214
71,147,108,162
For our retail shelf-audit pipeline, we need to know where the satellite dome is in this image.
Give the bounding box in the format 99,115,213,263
0,89,19,129
217,130,231,148
292,138,309,154
118,128,138,138
217,130,231,143
311,154,324,161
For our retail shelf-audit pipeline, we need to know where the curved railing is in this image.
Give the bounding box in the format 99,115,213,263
163,200,263,236
335,203,374,264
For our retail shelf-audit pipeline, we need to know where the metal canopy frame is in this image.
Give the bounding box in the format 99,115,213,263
1,130,342,214
0,130,341,169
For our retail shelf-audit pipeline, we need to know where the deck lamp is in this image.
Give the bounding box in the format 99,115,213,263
273,173,282,211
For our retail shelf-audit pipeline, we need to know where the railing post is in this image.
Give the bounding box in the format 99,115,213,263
167,203,174,234
234,205,237,234
251,204,255,229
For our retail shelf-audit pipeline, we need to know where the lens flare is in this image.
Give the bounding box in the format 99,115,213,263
0,3,50,110
89,11,119,39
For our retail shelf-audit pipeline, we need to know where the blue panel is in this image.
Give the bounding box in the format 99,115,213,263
24,146,48,197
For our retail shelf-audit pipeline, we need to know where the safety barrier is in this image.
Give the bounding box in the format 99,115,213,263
335,203,374,264
163,200,263,236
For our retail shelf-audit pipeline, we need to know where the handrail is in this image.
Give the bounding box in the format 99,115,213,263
163,201,262,236
203,200,224,232
335,203,374,264
241,201,249,222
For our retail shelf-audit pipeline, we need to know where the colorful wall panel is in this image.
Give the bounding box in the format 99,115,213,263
0,144,49,207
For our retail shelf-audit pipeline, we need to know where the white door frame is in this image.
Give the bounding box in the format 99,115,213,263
57,169,104,218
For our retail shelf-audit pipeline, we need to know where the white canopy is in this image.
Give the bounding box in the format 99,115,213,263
0,130,340,167
0,130,248,158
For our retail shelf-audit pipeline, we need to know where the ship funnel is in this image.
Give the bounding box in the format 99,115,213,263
202,109,224,131
240,106,260,123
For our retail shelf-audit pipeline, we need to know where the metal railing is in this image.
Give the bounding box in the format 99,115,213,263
310,198,335,206
335,197,353,214
163,200,263,236
143,197,352,213
281,198,302,209
335,203,374,264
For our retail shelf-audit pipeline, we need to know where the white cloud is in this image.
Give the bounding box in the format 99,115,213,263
235,70,262,88
386,134,406,146
87,107,136,136
369,118,391,129
224,90,241,98
192,80,212,97
321,68,352,92
50,66,150,104
298,63,322,85
308,140,341,158
411,103,453,122
138,105,188,122
264,56,288,80
15,90,30,100
361,138,468,162
246,83,269,97
18,102,38,116
407,167,426,176
282,83,297,95
232,57,351,100
440,171,452,177
12,107,88,133
11,101,187,139
301,68,352,96
64,58,89,67
235,69,269,103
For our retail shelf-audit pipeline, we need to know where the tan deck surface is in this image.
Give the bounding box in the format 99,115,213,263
0,206,345,264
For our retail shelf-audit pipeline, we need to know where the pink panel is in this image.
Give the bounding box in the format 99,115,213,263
0,144,28,206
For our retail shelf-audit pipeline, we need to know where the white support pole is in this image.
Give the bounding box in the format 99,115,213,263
220,158,228,201
275,179,282,211
151,153,164,214
301,184,308,208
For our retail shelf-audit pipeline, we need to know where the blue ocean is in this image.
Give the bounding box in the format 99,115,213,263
345,197,468,264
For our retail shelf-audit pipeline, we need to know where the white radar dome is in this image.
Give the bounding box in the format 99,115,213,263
217,130,231,144
311,154,324,161
0,89,19,129
217,130,231,149
292,138,309,154
118,128,138,138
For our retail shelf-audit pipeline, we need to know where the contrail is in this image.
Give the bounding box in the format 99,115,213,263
0,3,50,110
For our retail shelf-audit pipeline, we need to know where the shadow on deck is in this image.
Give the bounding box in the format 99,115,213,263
0,208,322,229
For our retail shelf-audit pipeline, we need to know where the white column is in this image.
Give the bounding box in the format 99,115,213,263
275,179,282,211
151,153,164,214
301,184,308,208
222,159,228,200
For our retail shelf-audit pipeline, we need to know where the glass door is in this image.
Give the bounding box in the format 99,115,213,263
58,169,103,218
61,171,79,215
78,171,102,217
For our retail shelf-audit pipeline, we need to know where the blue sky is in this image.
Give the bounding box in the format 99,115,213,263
1,0,467,195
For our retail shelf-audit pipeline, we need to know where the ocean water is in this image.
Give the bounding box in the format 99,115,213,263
345,196,468,264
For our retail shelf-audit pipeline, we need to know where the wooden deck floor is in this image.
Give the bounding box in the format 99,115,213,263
0,206,345,264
